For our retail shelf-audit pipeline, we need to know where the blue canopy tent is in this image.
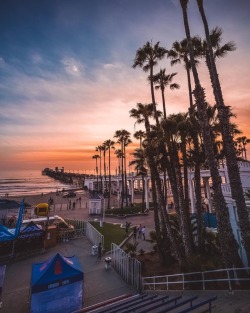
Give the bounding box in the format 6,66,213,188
0,225,13,242
18,221,44,239
30,253,84,313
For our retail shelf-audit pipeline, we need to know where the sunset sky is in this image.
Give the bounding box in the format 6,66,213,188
1,0,250,173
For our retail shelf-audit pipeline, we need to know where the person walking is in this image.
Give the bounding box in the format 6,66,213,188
141,226,146,241
133,226,137,241
138,224,142,238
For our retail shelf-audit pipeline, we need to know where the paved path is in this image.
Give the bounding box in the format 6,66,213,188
3,193,250,312
1,238,135,313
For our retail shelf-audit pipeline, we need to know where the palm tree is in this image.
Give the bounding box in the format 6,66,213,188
92,155,100,191
196,0,250,266
132,41,168,126
95,145,103,193
179,0,243,268
134,130,145,150
115,149,123,175
168,37,205,249
161,114,193,257
130,103,185,266
101,143,108,196
152,69,180,119
114,130,132,209
168,37,200,108
235,136,250,160
104,139,115,208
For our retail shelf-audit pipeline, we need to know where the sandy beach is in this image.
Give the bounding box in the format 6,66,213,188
4,190,156,230
4,189,91,221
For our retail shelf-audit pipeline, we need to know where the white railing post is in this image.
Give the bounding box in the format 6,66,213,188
182,274,185,290
227,269,232,291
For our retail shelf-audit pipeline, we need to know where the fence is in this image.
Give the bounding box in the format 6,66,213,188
85,221,104,248
142,267,250,291
111,243,141,290
57,219,85,242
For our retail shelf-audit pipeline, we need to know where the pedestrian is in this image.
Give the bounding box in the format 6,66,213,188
141,226,146,241
133,226,137,240
69,200,72,210
73,201,76,210
138,224,142,238
97,242,102,260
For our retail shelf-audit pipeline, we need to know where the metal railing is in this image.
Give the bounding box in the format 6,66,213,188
142,267,250,291
56,219,85,242
85,221,104,248
111,243,141,290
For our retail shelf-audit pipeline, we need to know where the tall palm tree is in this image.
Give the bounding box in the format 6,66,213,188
114,130,131,209
162,114,193,257
132,41,168,126
168,37,204,249
115,149,123,175
92,155,100,191
179,0,243,268
196,0,250,265
235,136,250,160
95,145,103,193
101,143,108,196
104,139,115,208
134,130,145,150
152,69,180,119
130,103,185,266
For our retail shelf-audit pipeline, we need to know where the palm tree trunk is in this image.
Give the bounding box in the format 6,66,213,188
124,144,129,207
185,61,193,108
99,152,102,193
144,119,185,266
147,145,185,266
108,148,111,208
193,85,243,268
150,67,160,126
161,87,167,119
172,140,193,257
141,174,145,213
121,148,124,212
197,0,250,265
96,159,99,191
180,0,243,268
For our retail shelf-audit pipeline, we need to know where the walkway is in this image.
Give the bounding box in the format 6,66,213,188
1,238,135,313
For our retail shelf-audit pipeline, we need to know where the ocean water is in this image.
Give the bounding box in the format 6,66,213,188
0,169,74,197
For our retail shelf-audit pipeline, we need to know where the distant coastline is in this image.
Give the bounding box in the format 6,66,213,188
0,169,75,197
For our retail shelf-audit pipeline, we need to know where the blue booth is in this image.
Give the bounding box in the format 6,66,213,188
30,253,84,313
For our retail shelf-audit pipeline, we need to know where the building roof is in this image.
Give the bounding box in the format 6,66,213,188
0,199,20,210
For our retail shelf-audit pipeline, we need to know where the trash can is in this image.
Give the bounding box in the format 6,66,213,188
104,257,111,270
92,245,98,255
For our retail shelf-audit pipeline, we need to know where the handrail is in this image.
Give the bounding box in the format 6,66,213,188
142,267,250,291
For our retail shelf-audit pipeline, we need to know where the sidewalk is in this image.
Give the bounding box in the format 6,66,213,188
126,227,155,254
1,238,136,313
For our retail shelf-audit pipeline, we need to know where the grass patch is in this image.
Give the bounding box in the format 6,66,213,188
89,221,128,252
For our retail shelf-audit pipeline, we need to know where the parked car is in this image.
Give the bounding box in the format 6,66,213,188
62,192,76,198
